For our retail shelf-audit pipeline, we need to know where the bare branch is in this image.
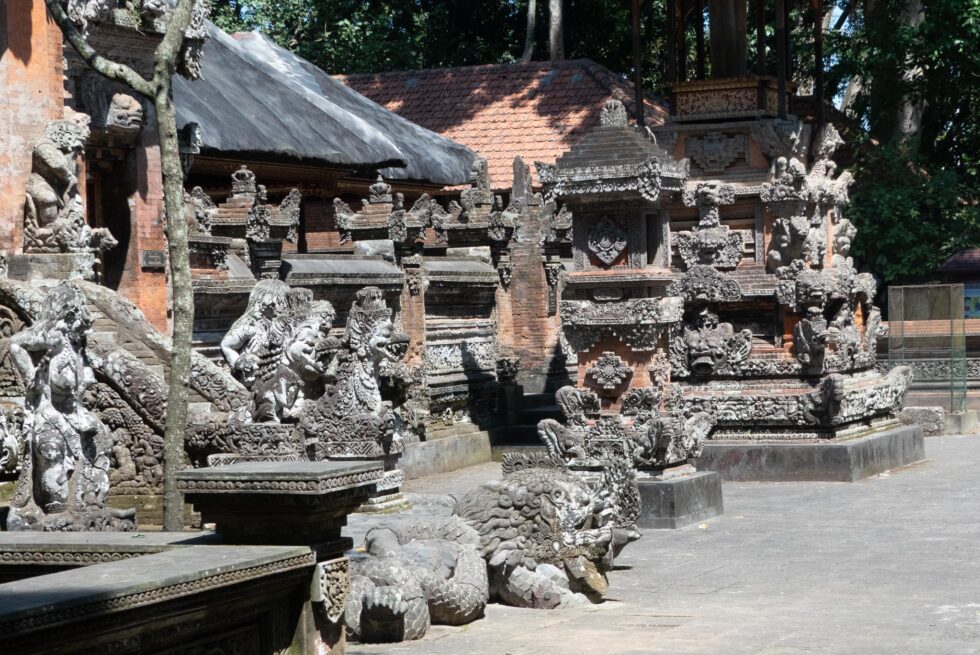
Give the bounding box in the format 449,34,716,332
43,0,154,98
832,0,856,31
153,0,198,86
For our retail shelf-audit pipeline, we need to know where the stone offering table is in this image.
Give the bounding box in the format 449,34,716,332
0,545,316,654
176,460,383,547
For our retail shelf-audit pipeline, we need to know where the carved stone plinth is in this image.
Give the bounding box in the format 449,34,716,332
696,424,925,482
8,252,98,281
177,460,383,547
635,470,724,529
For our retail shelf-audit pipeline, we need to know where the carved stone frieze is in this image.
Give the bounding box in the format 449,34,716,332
667,265,742,303
685,133,746,173
313,557,351,623
560,297,683,352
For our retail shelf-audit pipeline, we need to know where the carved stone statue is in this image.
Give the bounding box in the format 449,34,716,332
345,517,489,642
6,282,134,531
221,279,291,394
24,113,117,255
301,287,409,461
454,464,625,609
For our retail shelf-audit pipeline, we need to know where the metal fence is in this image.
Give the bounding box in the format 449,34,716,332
888,284,967,413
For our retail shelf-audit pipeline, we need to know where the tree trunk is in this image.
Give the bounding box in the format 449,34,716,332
894,0,924,143
522,0,537,63
155,78,194,532
549,0,564,60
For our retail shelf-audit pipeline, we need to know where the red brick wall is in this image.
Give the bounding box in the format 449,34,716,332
303,196,349,251
0,0,65,254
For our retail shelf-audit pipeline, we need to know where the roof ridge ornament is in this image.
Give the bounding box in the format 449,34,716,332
600,99,629,127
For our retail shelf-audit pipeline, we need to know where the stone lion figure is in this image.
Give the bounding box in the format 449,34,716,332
454,465,621,610
345,516,489,643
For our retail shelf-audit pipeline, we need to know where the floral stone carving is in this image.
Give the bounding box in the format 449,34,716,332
586,351,632,392
7,282,135,531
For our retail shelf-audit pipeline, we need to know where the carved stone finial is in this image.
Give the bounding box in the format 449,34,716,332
369,175,393,204
600,99,629,127
230,165,257,199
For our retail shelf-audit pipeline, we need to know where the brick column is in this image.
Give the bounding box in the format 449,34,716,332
0,0,65,255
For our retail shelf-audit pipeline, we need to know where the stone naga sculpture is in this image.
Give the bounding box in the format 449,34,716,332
454,464,623,609
301,287,409,461
345,517,489,642
6,282,134,531
24,113,117,255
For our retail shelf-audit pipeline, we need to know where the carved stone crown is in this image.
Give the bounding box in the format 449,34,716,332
231,165,257,197
600,100,629,127
369,175,393,204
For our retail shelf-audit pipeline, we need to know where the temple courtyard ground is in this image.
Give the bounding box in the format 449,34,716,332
348,435,980,654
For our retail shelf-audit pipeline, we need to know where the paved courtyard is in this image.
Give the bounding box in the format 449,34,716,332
349,436,980,655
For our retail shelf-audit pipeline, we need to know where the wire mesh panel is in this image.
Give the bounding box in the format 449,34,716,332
888,284,966,412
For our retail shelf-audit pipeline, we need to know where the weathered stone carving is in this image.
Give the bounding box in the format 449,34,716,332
345,517,488,642
667,264,742,303
455,464,624,609
301,287,409,460
675,181,742,269
560,297,684,353
24,113,117,255
670,308,752,378
184,186,216,235
0,411,21,475
6,282,135,531
222,279,291,395
685,132,745,173
587,216,628,266
177,0,211,80
105,93,144,132
586,351,632,393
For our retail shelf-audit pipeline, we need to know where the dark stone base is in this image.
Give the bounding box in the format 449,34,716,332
697,424,925,482
636,471,724,529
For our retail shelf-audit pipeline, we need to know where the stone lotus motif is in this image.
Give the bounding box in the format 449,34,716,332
6,282,135,531
345,517,489,642
586,351,632,392
24,113,117,255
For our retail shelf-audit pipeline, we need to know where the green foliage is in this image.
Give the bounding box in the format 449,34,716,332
849,142,979,284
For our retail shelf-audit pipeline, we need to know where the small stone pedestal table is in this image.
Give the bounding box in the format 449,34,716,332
177,460,384,654
635,467,724,529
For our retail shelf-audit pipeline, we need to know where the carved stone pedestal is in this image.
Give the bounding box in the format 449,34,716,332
354,469,410,513
635,470,724,529
696,424,925,482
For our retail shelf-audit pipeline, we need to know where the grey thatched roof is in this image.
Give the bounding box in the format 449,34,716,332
174,24,476,186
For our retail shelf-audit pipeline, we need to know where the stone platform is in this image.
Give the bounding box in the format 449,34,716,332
696,424,925,482
636,470,724,529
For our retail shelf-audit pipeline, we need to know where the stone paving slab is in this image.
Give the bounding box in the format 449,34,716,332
351,436,980,655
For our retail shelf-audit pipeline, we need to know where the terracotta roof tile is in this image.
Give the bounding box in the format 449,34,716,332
338,59,668,189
